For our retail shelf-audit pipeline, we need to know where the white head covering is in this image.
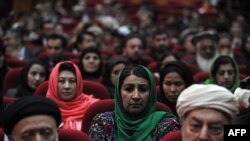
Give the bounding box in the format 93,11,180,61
176,84,239,122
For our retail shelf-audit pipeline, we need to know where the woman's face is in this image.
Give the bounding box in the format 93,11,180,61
58,70,76,101
110,63,126,86
162,72,185,103
215,63,235,89
82,53,101,73
120,75,149,116
27,64,46,89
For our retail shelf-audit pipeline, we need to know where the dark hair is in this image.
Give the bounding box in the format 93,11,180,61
16,59,50,97
78,47,103,80
102,57,129,87
152,29,170,39
160,61,193,89
121,33,146,49
119,65,150,89
76,30,95,44
59,63,76,74
47,34,67,48
211,55,235,77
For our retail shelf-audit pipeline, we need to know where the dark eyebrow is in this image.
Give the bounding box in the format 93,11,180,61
191,117,202,124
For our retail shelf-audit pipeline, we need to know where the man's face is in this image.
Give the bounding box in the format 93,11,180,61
197,39,217,59
46,39,64,61
78,34,95,51
10,115,58,141
3,32,21,49
123,38,144,60
43,23,55,36
182,108,229,141
153,34,170,50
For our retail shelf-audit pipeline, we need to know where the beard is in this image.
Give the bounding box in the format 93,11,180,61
196,52,218,71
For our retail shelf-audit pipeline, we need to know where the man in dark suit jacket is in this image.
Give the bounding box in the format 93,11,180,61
39,34,69,70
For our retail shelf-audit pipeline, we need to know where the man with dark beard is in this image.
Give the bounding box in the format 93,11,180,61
121,33,153,65
146,29,171,62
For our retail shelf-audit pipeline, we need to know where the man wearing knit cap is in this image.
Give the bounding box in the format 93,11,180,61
1,96,62,141
181,31,219,72
176,84,239,141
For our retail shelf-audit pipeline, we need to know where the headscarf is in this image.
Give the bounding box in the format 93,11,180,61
176,84,239,123
205,55,240,92
78,47,103,81
102,57,129,97
16,59,49,97
159,61,193,115
46,61,99,130
114,65,175,141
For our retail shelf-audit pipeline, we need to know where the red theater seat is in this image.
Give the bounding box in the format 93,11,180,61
59,129,91,141
160,130,182,141
2,67,22,95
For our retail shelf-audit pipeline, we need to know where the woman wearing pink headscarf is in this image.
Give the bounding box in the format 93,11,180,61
47,61,99,130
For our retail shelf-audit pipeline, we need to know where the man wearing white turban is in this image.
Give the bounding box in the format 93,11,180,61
176,84,239,141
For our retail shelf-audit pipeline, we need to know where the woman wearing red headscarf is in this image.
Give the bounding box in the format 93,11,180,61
47,61,99,130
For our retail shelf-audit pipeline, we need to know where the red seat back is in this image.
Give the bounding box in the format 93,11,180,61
0,128,4,141
59,129,91,141
193,71,210,84
2,67,22,95
160,130,182,141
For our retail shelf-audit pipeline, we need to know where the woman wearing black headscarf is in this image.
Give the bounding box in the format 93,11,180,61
78,47,103,81
159,61,193,117
6,59,49,97
101,57,129,97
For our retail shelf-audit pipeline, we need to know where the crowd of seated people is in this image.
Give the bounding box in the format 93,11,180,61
1,0,250,140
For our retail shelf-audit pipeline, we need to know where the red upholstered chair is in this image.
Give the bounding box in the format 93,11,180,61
35,80,111,99
3,97,16,105
147,62,158,73
82,80,111,99
193,71,210,84
0,128,4,141
6,58,26,68
38,51,79,60
2,67,22,95
34,81,49,96
160,130,182,141
81,99,172,133
59,129,91,141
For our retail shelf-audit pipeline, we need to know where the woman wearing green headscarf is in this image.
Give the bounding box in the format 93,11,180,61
205,55,240,92
88,64,180,140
